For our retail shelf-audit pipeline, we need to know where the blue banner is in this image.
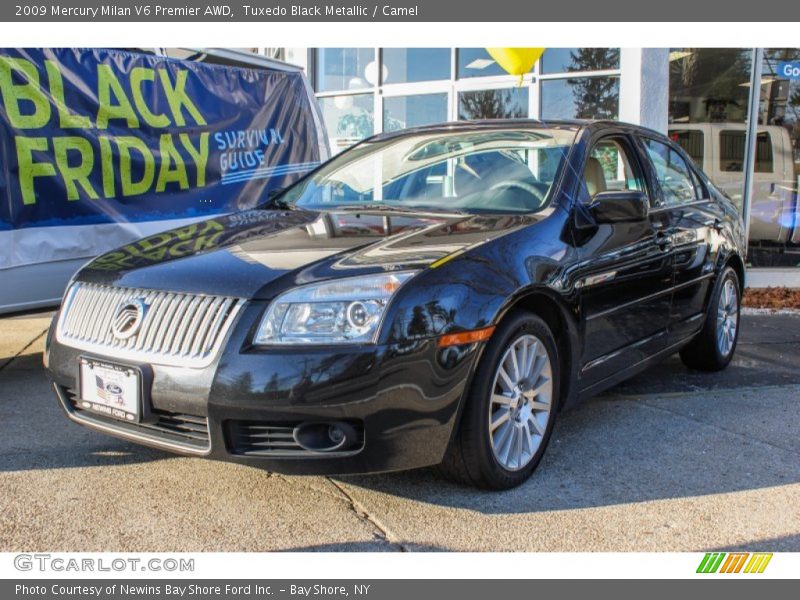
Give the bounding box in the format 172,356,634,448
0,48,323,232
778,61,800,80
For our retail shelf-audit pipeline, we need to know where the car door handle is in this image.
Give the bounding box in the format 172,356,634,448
656,232,672,251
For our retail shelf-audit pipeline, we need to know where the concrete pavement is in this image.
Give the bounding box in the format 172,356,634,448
0,310,798,552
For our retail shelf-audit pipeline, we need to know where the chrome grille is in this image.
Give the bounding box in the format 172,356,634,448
57,283,244,367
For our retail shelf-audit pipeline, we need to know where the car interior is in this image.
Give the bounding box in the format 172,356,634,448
582,139,643,203
381,148,561,213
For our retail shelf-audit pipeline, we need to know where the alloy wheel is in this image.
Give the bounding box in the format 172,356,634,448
488,334,553,471
716,278,739,357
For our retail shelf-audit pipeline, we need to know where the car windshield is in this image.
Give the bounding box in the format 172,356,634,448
279,126,578,214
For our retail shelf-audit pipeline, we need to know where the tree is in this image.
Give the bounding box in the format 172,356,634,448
566,49,621,119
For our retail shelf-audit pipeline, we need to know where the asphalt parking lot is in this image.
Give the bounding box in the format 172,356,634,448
1,310,798,552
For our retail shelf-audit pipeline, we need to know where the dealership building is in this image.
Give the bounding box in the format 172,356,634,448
273,47,800,284
2,45,798,314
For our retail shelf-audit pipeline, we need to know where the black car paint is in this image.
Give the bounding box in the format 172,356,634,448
45,120,746,475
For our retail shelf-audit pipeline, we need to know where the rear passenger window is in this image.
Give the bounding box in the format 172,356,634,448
642,138,698,205
670,129,704,166
689,167,709,200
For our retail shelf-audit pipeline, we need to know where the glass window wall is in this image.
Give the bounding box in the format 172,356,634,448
669,48,800,269
314,48,622,153
383,93,448,131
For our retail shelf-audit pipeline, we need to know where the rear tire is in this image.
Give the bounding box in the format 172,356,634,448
679,266,741,372
439,310,560,490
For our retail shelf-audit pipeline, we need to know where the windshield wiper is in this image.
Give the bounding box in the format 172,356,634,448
258,188,294,211
333,204,468,216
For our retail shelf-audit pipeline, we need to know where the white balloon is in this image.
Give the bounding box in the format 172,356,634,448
348,76,367,90
333,95,354,110
364,61,389,85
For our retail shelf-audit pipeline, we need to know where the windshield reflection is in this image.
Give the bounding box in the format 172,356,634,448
280,127,578,215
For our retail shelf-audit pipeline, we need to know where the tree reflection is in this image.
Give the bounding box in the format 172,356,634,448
566,48,621,119
668,49,752,123
338,111,374,139
459,89,526,120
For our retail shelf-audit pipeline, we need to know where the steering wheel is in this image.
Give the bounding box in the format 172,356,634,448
488,180,547,206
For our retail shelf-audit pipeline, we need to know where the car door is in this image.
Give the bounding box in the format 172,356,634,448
638,135,719,345
573,134,674,391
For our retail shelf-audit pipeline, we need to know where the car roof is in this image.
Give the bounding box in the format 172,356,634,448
370,119,666,143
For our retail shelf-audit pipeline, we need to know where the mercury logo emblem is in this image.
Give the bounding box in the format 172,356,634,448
110,299,147,340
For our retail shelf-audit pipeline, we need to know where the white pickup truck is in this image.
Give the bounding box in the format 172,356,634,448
669,123,799,266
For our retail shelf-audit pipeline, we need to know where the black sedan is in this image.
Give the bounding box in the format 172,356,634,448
45,120,745,489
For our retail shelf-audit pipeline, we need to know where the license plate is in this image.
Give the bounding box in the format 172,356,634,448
78,359,140,422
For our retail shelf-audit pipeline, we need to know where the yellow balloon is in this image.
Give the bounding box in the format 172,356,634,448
486,48,546,84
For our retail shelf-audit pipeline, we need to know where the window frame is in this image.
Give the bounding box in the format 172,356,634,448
637,134,702,208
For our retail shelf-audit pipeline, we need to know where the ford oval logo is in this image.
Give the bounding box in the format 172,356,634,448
110,299,147,340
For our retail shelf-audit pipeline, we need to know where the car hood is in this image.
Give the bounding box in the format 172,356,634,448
77,208,539,299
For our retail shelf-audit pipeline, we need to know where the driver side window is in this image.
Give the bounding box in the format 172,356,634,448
582,138,643,203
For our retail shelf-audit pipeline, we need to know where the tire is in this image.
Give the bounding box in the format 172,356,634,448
439,310,560,490
679,266,741,372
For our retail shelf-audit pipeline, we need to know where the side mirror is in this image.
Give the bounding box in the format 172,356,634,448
589,190,649,223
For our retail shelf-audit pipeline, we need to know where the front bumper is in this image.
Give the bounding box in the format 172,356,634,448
45,302,483,475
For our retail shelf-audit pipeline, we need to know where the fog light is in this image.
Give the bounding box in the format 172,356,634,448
328,425,345,444
293,421,360,452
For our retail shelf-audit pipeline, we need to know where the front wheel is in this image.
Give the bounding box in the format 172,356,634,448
679,266,741,371
439,311,560,490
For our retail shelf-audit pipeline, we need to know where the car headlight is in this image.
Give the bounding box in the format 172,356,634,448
254,271,417,345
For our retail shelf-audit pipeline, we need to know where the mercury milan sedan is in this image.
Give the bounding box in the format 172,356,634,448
45,120,745,489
